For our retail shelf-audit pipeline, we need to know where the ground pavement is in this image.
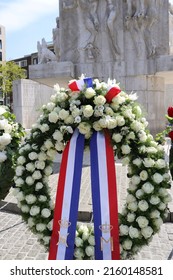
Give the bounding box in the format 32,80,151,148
0,158,173,260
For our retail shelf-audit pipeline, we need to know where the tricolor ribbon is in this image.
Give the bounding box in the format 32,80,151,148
49,130,120,260
90,131,120,260
68,78,121,103
49,129,85,260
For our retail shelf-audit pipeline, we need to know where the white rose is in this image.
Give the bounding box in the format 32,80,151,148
128,182,138,192
16,191,25,201
26,163,35,172
149,195,160,205
64,115,74,124
47,220,53,231
140,170,148,181
131,175,141,185
122,239,132,250
142,182,154,194
74,248,84,259
53,130,63,141
15,178,24,187
41,208,51,218
44,166,53,176
122,157,130,165
138,200,149,211
35,182,44,191
75,237,83,247
35,161,45,170
121,145,131,155
78,122,91,135
17,156,26,165
85,87,96,99
123,108,134,120
147,147,157,154
40,124,49,133
43,236,51,244
25,194,37,204
88,235,95,246
153,218,163,228
82,231,89,241
150,210,160,219
28,217,34,228
21,205,30,213
59,109,69,120
127,201,138,212
129,226,140,239
112,133,123,143
163,193,172,203
38,195,47,202
127,213,136,222
119,225,129,235
93,121,102,131
85,246,94,257
32,170,42,180
141,226,153,239
138,131,147,142
57,92,68,102
72,108,81,118
77,224,89,234
126,194,136,203
155,159,166,169
136,189,144,199
44,139,53,150
83,105,94,118
130,121,144,132
38,152,47,161
55,142,64,152
36,223,47,232
132,158,142,167
105,107,114,116
0,107,6,115
158,202,166,210
116,116,125,126
28,152,38,161
126,131,135,140
30,206,40,216
0,151,7,162
152,173,163,184
46,102,55,111
48,111,59,123
26,176,35,186
136,216,149,228
47,149,57,160
15,166,25,176
0,133,12,146
94,95,106,105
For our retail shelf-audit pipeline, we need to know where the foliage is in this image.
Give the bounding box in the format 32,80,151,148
0,61,26,109
14,77,171,259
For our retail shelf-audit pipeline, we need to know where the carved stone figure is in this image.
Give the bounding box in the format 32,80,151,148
37,38,57,64
106,0,120,55
62,0,78,10
79,0,99,46
53,17,60,60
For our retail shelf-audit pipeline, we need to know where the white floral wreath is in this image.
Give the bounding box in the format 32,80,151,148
14,77,172,260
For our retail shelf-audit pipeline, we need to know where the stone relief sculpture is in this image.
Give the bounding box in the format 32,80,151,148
125,0,158,58
62,0,78,10
79,0,99,60
106,0,120,56
37,38,57,64
52,17,60,61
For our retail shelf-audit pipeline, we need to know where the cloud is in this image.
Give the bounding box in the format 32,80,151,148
0,0,59,32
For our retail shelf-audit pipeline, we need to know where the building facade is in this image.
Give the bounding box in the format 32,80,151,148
0,25,6,63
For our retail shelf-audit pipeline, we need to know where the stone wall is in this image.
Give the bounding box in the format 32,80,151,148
13,79,54,129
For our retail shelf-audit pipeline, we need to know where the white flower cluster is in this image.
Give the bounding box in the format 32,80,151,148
0,107,12,163
74,223,95,260
13,77,172,259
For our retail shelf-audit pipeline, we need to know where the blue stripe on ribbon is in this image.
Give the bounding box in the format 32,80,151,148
84,78,93,88
65,131,85,260
90,132,103,260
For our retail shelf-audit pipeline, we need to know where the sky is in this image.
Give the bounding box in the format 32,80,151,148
0,0,173,61
0,0,59,60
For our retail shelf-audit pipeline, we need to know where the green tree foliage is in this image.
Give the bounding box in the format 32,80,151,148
0,61,26,110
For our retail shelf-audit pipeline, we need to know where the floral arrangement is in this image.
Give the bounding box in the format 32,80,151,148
14,77,172,259
0,106,25,200
74,223,95,260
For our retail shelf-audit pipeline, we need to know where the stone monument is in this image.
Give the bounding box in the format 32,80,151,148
13,0,173,135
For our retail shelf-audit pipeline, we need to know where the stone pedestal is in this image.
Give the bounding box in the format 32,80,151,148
13,79,54,129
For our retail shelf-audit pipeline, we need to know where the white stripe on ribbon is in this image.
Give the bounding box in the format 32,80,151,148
56,129,79,259
97,132,112,259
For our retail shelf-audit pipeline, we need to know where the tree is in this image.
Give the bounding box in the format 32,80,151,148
0,61,26,111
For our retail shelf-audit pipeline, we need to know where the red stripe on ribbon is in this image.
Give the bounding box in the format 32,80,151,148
105,130,120,260
48,141,70,260
105,86,121,103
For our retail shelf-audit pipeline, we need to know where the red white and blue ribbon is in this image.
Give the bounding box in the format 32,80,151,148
68,77,93,91
68,77,121,103
90,131,120,260
48,129,85,260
